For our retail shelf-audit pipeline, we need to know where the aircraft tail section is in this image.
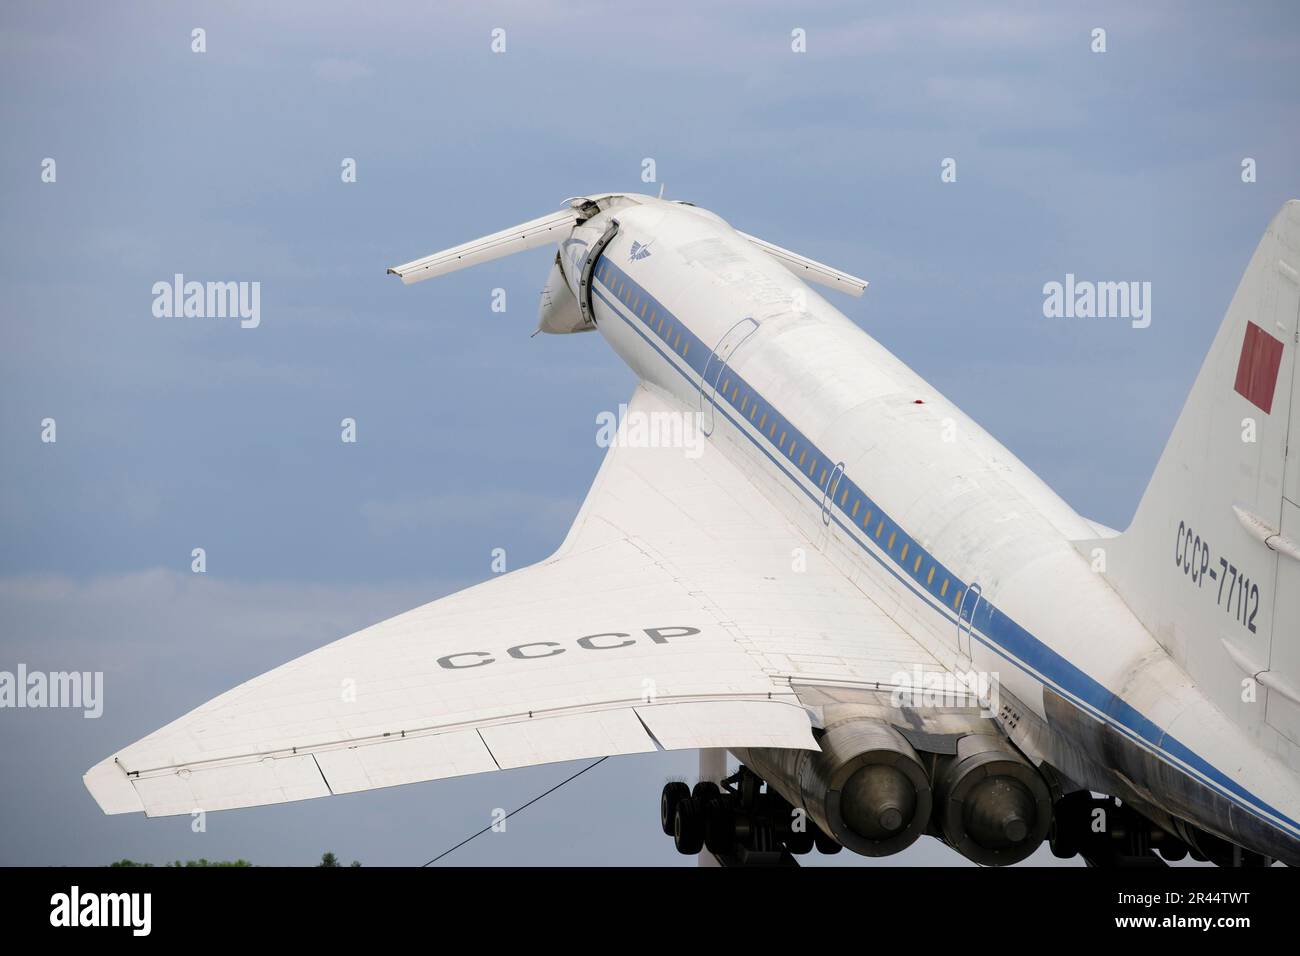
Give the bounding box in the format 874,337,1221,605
1085,201,1300,749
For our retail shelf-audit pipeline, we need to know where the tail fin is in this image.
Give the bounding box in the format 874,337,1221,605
1088,201,1300,748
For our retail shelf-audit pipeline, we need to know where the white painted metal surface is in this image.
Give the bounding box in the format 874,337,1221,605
387,209,579,284
84,384,939,817
1085,201,1300,749
735,230,868,297
87,193,1300,865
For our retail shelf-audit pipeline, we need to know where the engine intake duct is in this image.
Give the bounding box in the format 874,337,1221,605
933,733,1052,866
739,717,932,857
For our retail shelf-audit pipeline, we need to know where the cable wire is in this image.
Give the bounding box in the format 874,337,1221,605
421,756,609,866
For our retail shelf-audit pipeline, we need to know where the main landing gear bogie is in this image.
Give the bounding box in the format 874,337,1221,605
1047,792,1275,868
661,767,841,863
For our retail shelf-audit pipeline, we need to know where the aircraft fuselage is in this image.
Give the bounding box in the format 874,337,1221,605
564,195,1300,864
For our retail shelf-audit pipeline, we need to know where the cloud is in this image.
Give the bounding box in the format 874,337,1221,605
0,569,448,671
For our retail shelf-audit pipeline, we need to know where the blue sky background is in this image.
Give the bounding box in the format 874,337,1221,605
1,0,1297,866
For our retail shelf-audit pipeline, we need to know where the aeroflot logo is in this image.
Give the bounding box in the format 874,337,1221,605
629,240,652,261
437,626,699,670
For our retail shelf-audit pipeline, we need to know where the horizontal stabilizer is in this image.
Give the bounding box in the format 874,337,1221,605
737,230,868,297
387,209,579,285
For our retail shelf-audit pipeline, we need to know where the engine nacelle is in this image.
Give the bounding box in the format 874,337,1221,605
933,733,1052,866
738,717,933,857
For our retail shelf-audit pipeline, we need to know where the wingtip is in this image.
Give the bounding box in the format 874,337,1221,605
84,756,145,815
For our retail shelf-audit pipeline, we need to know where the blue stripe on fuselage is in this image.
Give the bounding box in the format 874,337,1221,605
591,253,1300,840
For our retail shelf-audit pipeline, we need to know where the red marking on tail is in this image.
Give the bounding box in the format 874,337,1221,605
1233,321,1284,414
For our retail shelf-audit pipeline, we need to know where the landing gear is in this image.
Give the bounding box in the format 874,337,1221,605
659,766,843,866
1047,792,1272,867
812,827,842,855
659,781,689,837
672,796,704,854
704,801,735,855
784,823,814,855
1049,793,1176,866
691,781,720,804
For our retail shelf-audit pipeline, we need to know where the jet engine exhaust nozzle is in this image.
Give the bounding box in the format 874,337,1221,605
934,733,1052,866
814,718,933,856
737,717,933,858
841,763,916,839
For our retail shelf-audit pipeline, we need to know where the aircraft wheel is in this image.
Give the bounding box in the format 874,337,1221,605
1048,797,1084,859
813,826,842,855
660,782,690,836
1157,842,1188,862
674,799,704,854
691,781,720,805
1048,818,1078,859
785,825,814,855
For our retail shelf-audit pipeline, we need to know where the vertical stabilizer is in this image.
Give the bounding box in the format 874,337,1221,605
1084,201,1300,749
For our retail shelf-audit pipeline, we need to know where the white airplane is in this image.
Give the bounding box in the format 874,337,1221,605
86,194,1300,867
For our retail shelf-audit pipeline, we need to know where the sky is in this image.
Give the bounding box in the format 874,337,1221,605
1,0,1298,867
